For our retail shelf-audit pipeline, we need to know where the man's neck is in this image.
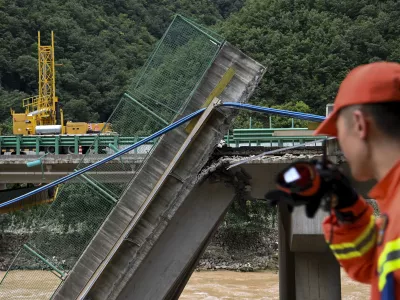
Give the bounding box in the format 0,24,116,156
372,140,400,181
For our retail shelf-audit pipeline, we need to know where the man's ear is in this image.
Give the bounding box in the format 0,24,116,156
352,109,368,140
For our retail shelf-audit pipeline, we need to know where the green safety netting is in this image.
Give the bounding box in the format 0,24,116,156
0,14,224,299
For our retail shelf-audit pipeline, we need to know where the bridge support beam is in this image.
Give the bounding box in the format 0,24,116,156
283,103,341,300
278,206,341,300
294,251,340,300
278,203,296,300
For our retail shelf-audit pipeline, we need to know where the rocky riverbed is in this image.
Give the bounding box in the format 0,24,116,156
196,223,279,272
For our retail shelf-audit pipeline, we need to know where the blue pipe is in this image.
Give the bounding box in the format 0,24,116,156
1,103,325,208
223,102,325,122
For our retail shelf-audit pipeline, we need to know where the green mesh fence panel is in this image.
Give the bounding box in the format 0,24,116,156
127,14,223,121
0,14,223,299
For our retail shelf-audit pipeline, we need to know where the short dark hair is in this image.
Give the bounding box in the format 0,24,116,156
359,102,400,140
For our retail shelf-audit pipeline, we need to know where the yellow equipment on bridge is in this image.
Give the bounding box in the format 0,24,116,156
0,185,59,214
10,31,111,136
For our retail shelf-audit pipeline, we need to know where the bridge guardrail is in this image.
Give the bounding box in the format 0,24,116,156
0,135,157,155
0,128,324,155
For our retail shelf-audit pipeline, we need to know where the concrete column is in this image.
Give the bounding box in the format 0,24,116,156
295,252,341,300
289,208,341,300
286,103,341,300
278,203,296,300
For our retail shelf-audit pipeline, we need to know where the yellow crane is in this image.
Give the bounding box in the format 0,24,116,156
11,31,110,136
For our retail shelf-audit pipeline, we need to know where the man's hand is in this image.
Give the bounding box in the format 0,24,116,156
265,159,359,219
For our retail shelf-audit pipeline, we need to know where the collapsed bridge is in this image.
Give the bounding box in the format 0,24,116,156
0,15,360,300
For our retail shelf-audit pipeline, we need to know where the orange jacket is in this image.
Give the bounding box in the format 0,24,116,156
323,160,400,300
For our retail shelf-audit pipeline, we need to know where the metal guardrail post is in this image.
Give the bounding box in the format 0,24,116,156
278,138,283,147
35,137,40,154
16,136,21,155
94,136,99,154
134,136,138,154
74,136,79,154
55,136,60,155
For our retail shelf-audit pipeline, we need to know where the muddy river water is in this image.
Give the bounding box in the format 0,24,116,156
0,270,369,299
180,270,370,299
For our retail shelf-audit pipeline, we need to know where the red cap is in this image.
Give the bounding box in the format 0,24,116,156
314,62,400,136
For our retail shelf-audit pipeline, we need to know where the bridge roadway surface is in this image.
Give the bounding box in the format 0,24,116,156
0,147,322,183
0,154,145,183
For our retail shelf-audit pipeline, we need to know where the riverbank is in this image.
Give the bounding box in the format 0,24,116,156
196,202,279,272
197,228,278,272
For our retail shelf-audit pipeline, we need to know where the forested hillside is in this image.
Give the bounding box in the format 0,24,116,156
0,0,243,132
220,0,400,127
1,0,399,131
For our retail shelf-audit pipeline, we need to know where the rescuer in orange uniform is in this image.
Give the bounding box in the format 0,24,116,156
267,61,400,300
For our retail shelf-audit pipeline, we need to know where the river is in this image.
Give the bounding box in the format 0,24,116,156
180,270,370,299
0,270,369,299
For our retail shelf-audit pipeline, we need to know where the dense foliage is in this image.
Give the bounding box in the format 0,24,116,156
1,0,399,131
220,0,400,117
0,0,244,132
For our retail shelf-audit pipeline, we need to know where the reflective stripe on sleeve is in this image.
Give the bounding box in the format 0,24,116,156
328,215,376,260
378,238,400,291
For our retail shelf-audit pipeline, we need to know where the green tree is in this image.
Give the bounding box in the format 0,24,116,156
270,100,311,128
63,99,99,122
219,0,400,115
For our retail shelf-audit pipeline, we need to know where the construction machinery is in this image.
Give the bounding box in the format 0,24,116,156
10,32,111,138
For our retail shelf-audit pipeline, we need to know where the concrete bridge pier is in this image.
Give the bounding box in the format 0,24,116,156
278,197,341,300
292,209,341,300
278,203,296,300
278,103,342,300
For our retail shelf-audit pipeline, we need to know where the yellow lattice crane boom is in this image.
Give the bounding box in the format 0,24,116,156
11,31,64,135
11,32,110,138
24,31,58,125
